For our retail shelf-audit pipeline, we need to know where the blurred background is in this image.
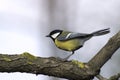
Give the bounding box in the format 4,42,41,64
0,0,120,80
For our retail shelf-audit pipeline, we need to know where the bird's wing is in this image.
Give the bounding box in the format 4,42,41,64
57,31,91,41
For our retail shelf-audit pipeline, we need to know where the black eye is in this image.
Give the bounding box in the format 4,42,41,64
50,30,62,35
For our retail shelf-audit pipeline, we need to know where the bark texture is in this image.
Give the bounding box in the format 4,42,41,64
0,31,120,80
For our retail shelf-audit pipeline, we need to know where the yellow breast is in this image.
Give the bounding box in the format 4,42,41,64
55,39,81,51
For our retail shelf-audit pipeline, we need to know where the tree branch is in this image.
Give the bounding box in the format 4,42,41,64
96,74,108,80
87,31,120,71
109,73,120,80
0,53,94,80
0,31,119,80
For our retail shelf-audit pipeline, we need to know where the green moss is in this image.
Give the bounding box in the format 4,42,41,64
72,60,85,68
27,61,33,65
3,57,12,62
20,52,37,61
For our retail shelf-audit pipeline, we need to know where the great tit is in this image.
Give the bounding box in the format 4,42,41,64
46,28,110,60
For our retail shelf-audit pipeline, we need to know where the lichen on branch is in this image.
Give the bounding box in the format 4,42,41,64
0,31,119,80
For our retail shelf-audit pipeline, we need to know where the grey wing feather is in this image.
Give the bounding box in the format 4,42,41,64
57,32,91,41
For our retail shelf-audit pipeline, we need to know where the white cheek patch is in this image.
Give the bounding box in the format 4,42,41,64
51,32,60,38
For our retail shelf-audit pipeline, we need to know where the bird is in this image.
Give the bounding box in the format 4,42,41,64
46,28,110,60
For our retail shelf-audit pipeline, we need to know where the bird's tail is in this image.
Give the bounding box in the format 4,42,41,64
91,28,110,36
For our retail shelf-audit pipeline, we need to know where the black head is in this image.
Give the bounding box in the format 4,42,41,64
46,29,63,40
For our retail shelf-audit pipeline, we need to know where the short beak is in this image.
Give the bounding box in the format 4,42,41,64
46,35,50,37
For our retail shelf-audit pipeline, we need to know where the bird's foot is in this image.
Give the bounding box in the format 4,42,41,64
56,57,68,62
